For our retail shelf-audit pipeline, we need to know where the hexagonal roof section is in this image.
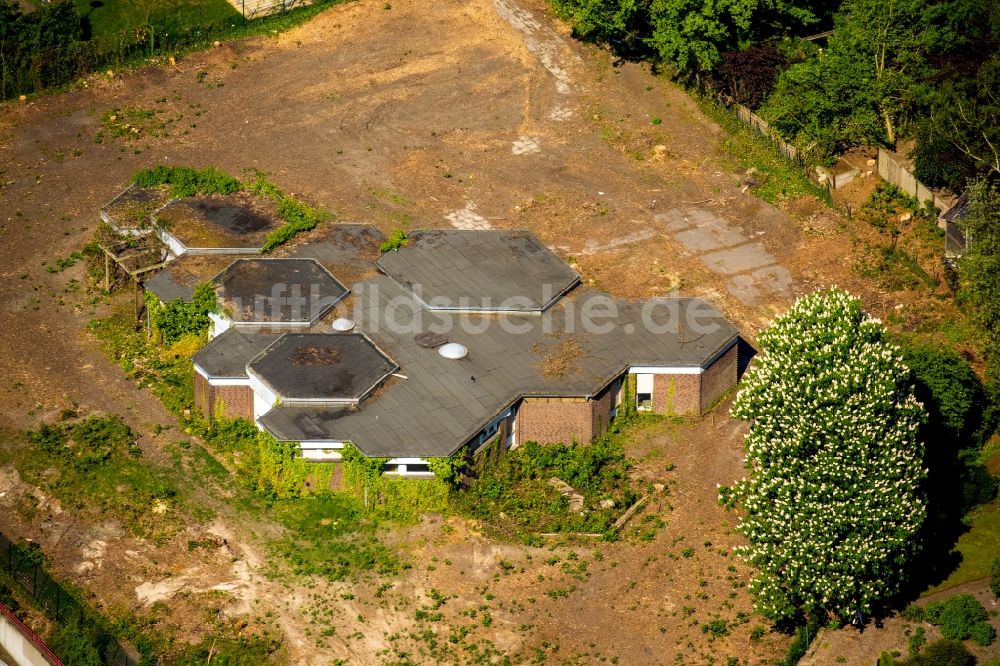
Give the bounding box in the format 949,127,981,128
213,258,347,325
375,229,579,314
248,333,397,403
155,192,284,255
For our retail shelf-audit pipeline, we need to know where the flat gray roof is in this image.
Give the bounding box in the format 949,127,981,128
212,258,347,324
248,332,398,402
258,275,738,457
375,229,580,313
192,329,284,378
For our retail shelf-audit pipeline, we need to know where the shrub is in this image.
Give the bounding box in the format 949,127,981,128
133,166,242,198
147,283,218,345
896,639,974,666
970,621,997,646
379,228,408,253
27,415,139,471
925,594,988,641
712,44,787,109
991,556,1000,598
47,620,102,666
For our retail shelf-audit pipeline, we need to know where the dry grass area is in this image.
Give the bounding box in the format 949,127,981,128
0,0,979,662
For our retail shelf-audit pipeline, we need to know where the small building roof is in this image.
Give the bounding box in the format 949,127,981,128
212,258,348,325
156,193,283,253
248,332,398,402
375,229,580,313
100,184,171,233
192,329,285,379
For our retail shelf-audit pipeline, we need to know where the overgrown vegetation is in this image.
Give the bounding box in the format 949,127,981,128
145,282,218,345
454,416,653,542
85,305,400,582
923,594,996,646
133,165,242,198
378,228,408,253
131,166,328,253
698,97,832,205
12,415,185,543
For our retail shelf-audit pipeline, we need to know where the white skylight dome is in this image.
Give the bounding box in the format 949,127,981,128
331,318,355,332
438,342,468,359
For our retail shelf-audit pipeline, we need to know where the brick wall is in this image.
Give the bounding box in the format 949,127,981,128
700,343,738,413
517,397,594,445
590,378,621,439
215,385,254,421
193,371,254,420
653,374,700,415
194,372,213,419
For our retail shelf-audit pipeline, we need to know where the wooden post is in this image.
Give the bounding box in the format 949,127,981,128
104,252,111,292
134,278,141,323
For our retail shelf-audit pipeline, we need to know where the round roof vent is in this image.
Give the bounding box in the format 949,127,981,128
438,342,468,360
331,318,355,332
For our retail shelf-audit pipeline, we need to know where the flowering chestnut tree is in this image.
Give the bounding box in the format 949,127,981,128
720,288,926,622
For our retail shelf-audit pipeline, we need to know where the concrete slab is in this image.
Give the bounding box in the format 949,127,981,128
674,224,746,252
700,243,776,275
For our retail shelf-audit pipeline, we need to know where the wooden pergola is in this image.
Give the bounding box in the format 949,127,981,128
99,239,167,321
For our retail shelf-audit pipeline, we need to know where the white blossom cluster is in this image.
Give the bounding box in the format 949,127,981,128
722,288,926,622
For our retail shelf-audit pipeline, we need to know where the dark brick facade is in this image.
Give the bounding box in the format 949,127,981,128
517,378,623,446
653,373,701,415
194,372,254,421
517,397,595,445
645,341,738,417
699,342,737,412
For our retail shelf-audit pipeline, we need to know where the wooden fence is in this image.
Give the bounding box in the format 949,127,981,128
876,147,955,215
877,147,969,256
734,105,802,163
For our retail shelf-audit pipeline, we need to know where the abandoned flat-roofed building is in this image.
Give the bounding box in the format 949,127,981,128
127,186,740,476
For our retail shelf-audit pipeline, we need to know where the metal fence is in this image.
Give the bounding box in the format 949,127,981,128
0,533,137,666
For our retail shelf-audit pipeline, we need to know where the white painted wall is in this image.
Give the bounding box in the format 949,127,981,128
0,610,60,666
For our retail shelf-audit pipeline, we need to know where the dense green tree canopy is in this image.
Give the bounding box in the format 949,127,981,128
722,289,926,622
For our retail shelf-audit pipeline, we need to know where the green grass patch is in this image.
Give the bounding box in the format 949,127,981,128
74,0,239,40
855,245,938,292
697,96,831,206
2,417,186,544
926,498,1000,594
265,495,402,580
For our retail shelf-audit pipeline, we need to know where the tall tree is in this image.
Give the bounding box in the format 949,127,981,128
958,180,1000,343
647,0,818,74
915,55,1000,188
721,289,926,622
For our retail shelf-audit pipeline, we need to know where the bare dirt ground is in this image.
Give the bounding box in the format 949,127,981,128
0,0,973,663
803,581,1000,665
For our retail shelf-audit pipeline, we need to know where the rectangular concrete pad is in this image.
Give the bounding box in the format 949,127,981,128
700,243,776,275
